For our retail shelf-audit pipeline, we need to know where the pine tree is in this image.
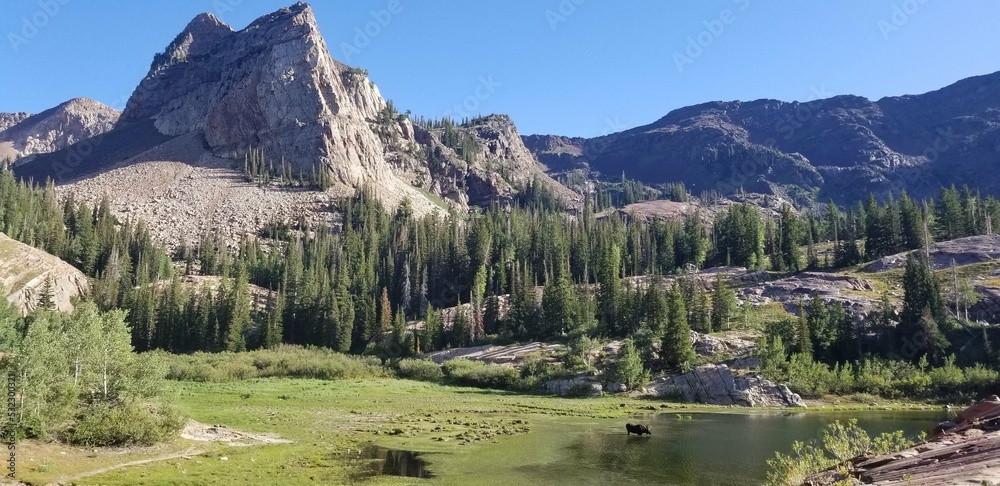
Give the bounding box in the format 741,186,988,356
794,303,812,357
690,287,711,334
392,308,407,351
777,204,801,272
710,274,737,331
642,276,669,335
899,254,949,361
661,284,696,371
223,264,252,352
263,289,284,349
541,271,573,338
597,244,622,336
37,274,57,310
424,307,442,352
379,287,393,335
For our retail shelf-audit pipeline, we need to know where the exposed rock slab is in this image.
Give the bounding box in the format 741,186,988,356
863,234,1000,272
740,271,878,319
419,342,563,366
0,232,89,314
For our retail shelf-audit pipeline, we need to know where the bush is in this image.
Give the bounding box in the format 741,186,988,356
441,359,521,390
766,419,916,486
786,353,837,397
605,339,649,390
396,359,444,382
566,381,599,397
164,346,389,382
68,401,184,447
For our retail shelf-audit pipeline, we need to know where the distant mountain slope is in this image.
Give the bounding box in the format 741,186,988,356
0,98,119,160
525,71,1000,203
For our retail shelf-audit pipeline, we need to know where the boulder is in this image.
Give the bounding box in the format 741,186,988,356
650,364,806,407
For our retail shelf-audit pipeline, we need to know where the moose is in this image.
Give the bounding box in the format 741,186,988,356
625,423,651,436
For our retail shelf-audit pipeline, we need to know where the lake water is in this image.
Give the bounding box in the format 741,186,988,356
415,410,946,486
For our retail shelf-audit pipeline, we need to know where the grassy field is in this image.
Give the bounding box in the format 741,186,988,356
16,378,705,485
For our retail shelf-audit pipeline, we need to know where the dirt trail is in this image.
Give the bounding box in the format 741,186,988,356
49,421,290,484
52,446,202,485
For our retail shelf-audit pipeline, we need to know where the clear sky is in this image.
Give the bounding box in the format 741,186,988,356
2,1,999,137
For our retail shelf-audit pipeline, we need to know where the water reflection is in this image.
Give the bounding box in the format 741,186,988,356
529,411,945,486
351,444,433,480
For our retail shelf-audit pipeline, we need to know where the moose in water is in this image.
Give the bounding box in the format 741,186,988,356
625,423,651,436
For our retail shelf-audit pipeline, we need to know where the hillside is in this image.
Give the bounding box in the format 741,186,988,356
525,72,1000,204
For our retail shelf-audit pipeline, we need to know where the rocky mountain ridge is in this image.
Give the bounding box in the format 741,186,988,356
525,71,1000,204
0,98,119,162
11,3,574,243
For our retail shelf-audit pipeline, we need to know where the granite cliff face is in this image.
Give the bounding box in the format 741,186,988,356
0,232,89,315
118,3,391,189
525,72,1000,203
0,98,119,160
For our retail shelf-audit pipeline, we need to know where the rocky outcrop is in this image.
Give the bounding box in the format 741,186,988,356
0,98,119,158
690,330,755,358
0,232,89,315
525,71,1000,204
0,113,30,133
649,364,806,407
863,234,1000,272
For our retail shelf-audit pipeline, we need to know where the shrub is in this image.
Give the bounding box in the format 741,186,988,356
441,359,521,390
786,353,836,397
605,339,649,390
566,381,599,397
766,419,916,486
396,359,444,382
68,401,184,447
164,346,389,382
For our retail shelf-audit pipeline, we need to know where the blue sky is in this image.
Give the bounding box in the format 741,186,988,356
2,1,999,137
